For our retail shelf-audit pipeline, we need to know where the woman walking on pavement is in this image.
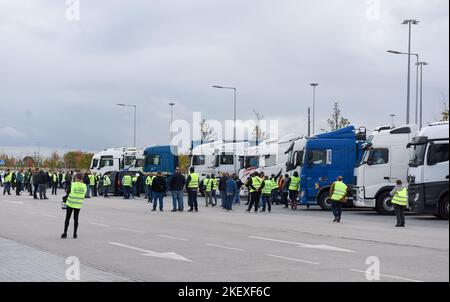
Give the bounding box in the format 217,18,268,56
61,173,87,239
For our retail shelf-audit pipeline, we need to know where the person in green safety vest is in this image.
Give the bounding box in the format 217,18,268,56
261,175,273,213
186,167,199,212
329,176,348,223
103,174,112,198
122,174,133,199
288,171,301,210
390,180,409,228
3,169,12,196
145,173,155,203
61,173,87,239
211,174,219,206
203,175,214,207
246,172,264,213
51,170,58,196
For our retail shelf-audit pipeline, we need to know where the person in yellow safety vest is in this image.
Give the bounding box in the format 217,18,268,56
203,175,214,207
3,169,12,195
130,174,138,198
288,172,301,210
329,176,348,223
186,167,199,212
391,180,409,228
88,173,96,198
103,174,112,198
61,173,87,239
261,176,273,213
247,172,264,213
145,174,155,203
122,174,133,199
211,174,218,206
270,173,280,205
51,171,58,196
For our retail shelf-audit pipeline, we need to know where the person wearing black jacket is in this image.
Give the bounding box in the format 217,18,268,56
83,172,90,198
219,174,227,208
169,168,186,212
152,172,167,212
36,169,48,200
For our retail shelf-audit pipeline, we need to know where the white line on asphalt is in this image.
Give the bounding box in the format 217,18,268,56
109,242,192,262
158,235,189,241
206,243,245,252
249,236,356,253
118,228,145,234
90,222,111,227
350,269,424,283
3,201,24,205
266,254,320,265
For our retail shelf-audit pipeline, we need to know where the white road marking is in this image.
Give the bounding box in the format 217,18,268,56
158,235,189,241
206,243,245,252
90,222,111,227
266,254,320,265
3,201,24,205
109,242,192,262
118,228,145,234
350,269,424,283
249,236,356,253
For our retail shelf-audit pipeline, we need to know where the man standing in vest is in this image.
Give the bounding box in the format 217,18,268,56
391,180,408,228
145,173,154,203
186,167,199,212
3,169,12,196
203,175,213,207
247,172,263,213
103,174,112,198
61,173,87,239
122,174,132,199
289,172,301,210
330,176,348,223
89,172,97,197
261,175,273,213
51,170,58,195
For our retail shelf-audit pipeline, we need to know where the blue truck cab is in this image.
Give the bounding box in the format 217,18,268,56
300,126,366,210
143,145,179,176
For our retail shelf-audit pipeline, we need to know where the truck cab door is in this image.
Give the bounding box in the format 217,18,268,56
363,148,391,199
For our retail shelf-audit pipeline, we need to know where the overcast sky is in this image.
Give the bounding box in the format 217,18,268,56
0,0,448,156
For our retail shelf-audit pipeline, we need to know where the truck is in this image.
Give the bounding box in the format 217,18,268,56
285,137,308,177
214,142,250,176
90,147,145,176
143,145,179,176
190,140,223,177
299,126,366,210
353,124,418,214
407,122,449,220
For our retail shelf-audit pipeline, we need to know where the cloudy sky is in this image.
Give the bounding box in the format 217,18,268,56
0,0,448,156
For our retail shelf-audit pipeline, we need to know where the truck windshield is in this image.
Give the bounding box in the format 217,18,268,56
220,155,234,165
91,159,99,169
409,144,427,167
135,159,144,168
124,156,135,167
100,156,114,168
244,156,259,169
192,155,206,166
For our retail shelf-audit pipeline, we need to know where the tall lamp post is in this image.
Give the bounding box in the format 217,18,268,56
387,50,420,124
213,85,237,174
169,102,175,144
402,19,420,124
416,62,429,129
310,83,319,134
116,103,137,147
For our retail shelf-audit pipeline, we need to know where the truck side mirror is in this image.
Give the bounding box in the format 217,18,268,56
367,160,374,166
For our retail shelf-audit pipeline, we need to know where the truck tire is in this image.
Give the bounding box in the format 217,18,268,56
438,194,449,220
376,191,395,215
318,192,332,211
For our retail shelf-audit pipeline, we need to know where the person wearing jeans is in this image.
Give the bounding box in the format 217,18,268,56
169,168,186,212
152,172,167,212
225,174,237,211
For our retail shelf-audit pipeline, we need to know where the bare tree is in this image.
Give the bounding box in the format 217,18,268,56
327,102,350,131
252,109,266,145
440,94,449,122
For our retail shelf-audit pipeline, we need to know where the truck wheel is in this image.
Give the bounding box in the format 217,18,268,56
376,191,395,215
318,192,332,211
438,195,449,220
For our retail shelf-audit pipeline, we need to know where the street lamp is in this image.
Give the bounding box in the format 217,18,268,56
169,102,175,144
310,83,319,134
416,62,429,129
401,19,420,124
213,85,237,174
116,103,137,147
387,50,420,124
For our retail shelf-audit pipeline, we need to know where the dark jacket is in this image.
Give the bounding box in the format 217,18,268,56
219,177,227,192
36,171,47,185
152,176,167,193
170,173,186,191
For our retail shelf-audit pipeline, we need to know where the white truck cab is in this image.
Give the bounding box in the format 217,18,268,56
190,140,223,177
90,147,144,176
353,124,418,214
407,122,449,220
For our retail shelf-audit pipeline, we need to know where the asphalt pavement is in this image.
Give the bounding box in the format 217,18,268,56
0,189,448,282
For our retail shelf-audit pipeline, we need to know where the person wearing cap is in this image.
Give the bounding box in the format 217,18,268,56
391,180,409,228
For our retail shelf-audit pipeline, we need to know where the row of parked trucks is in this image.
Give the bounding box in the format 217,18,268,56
90,122,449,219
